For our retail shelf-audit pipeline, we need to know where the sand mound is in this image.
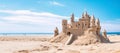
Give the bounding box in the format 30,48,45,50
72,34,99,45
50,33,69,44
50,28,110,45
72,29,101,45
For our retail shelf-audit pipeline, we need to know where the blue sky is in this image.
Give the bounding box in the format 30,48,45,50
0,0,120,33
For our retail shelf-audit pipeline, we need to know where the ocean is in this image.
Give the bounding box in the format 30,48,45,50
0,32,120,36
0,33,53,36
107,32,120,36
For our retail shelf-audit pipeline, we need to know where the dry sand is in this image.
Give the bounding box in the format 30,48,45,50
0,35,120,53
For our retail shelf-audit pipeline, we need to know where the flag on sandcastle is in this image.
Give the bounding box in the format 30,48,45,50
50,11,110,45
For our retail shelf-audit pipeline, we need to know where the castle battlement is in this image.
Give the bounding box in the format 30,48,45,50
62,12,100,36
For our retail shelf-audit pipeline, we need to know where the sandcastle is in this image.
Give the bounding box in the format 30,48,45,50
50,12,110,45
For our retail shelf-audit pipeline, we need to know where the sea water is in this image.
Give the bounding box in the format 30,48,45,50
0,33,53,36
0,32,119,36
107,32,120,36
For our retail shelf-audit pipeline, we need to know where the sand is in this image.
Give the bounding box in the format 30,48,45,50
0,35,120,53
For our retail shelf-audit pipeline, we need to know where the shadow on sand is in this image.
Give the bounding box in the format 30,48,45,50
109,41,120,43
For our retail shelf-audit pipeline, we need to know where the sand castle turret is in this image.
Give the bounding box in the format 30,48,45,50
62,20,67,34
71,13,74,23
96,18,101,36
83,11,88,18
50,12,110,45
101,29,110,42
54,27,59,37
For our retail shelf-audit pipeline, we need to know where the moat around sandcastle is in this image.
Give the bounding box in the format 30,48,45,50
50,12,110,45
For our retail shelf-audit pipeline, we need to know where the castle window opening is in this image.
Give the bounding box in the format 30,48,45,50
67,32,71,35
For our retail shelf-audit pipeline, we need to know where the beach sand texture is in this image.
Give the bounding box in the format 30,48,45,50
0,35,120,53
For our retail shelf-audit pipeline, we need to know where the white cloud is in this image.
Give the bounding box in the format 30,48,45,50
49,1,65,6
0,10,68,26
101,22,120,32
3,15,62,26
0,10,120,32
0,10,69,32
0,10,66,19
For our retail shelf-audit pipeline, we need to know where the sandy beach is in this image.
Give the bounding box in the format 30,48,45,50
0,35,119,53
0,0,120,53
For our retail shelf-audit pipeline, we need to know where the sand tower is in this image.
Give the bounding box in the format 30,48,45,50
50,12,110,45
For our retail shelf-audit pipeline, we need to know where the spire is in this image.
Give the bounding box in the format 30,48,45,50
95,18,100,26
91,15,95,20
102,29,107,38
71,13,74,17
82,12,84,17
84,11,88,17
54,27,59,37
96,18,100,23
71,13,74,22
95,19,100,28
90,15,95,27
91,15,95,22
82,11,88,18
84,11,87,16
82,12,84,18
56,27,58,31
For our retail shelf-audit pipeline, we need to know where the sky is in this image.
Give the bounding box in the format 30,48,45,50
0,0,120,33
